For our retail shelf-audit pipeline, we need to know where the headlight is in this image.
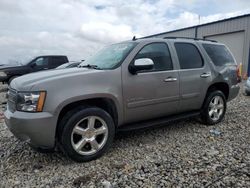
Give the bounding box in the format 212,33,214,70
16,91,46,112
0,72,7,77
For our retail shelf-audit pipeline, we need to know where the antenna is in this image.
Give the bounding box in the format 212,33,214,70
132,36,136,41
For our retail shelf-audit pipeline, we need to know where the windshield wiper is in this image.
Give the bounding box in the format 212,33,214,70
78,64,102,70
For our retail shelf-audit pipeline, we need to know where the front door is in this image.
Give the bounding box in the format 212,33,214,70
31,57,49,72
122,42,180,124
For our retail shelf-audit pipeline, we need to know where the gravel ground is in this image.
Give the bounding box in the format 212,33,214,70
0,84,249,188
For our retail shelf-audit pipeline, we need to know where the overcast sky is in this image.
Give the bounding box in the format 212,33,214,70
0,0,250,64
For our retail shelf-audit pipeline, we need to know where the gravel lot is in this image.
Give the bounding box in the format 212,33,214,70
0,84,249,188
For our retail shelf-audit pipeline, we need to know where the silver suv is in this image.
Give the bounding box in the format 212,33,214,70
4,37,240,162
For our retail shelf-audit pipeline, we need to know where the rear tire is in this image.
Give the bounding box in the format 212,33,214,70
200,90,226,125
59,107,115,162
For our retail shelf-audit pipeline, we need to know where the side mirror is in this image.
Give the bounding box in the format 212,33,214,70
129,58,154,74
30,63,36,68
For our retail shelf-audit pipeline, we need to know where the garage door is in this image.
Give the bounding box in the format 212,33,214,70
205,31,245,65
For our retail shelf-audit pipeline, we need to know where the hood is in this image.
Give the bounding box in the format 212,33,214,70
0,63,22,70
10,67,100,91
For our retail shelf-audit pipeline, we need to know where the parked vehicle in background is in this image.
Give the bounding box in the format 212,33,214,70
56,61,81,69
5,37,240,162
245,77,250,95
0,55,68,84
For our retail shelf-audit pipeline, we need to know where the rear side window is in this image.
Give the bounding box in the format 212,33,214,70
50,57,67,68
202,44,235,66
174,43,203,69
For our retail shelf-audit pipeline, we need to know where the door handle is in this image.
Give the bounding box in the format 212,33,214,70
200,73,211,78
164,77,177,82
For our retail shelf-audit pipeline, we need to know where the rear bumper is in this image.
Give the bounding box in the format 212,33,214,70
228,84,240,101
4,109,57,149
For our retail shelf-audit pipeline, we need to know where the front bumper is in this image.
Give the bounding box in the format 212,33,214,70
228,84,240,101
4,108,56,149
245,85,250,93
0,76,8,82
244,80,250,92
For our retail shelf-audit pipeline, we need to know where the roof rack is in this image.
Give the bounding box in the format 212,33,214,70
163,36,217,42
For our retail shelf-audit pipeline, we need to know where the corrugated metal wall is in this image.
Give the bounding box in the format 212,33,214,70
149,15,250,76
155,28,196,38
197,16,249,37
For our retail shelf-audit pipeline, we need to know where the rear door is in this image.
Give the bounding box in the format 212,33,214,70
122,42,180,124
172,42,211,112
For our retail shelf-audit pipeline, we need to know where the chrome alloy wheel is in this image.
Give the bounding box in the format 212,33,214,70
208,96,224,121
71,116,108,155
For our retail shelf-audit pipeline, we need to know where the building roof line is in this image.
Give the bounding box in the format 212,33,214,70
144,13,250,38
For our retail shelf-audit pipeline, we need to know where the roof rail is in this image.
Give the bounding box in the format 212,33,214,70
163,36,217,42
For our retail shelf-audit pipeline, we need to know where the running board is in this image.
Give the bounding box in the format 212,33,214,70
118,111,200,132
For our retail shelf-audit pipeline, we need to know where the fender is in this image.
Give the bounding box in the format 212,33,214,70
54,93,123,125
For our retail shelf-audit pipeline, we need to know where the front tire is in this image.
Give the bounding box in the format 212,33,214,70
245,89,250,96
201,90,226,125
59,107,115,162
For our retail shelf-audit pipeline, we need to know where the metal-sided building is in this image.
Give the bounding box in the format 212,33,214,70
145,14,250,77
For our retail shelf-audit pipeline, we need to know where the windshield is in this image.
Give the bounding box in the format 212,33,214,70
79,42,137,69
21,57,35,65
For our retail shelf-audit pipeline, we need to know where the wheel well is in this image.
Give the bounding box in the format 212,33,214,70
56,98,118,135
8,75,20,83
207,82,229,100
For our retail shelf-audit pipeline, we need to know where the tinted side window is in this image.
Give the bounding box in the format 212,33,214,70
134,43,173,71
202,44,235,66
175,43,203,69
50,57,66,67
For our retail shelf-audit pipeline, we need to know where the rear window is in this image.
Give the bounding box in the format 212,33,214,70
202,44,235,66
